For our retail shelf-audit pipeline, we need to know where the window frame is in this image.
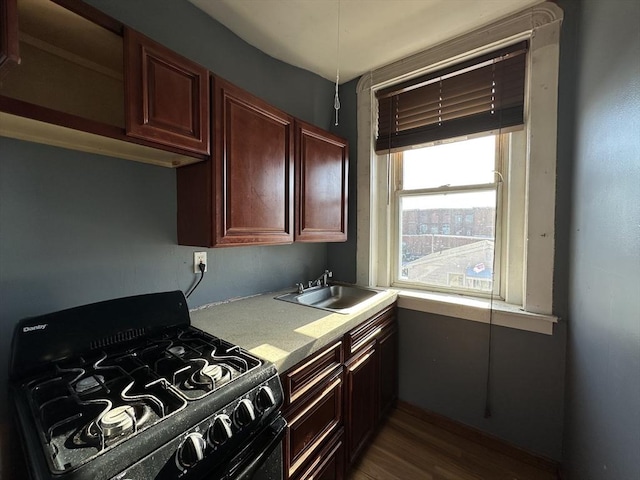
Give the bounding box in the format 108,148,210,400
355,2,563,335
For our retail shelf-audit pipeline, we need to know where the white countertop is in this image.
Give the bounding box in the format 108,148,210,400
189,288,398,373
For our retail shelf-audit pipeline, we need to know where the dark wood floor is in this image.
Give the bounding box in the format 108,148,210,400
348,406,559,480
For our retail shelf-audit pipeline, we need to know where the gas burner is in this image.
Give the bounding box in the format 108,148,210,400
167,346,186,357
74,375,105,394
100,405,135,437
200,364,230,384
184,363,233,391
72,404,152,448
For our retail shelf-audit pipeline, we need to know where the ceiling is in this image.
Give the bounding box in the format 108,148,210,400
187,0,543,84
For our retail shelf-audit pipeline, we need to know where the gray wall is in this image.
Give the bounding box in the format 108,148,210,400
399,311,567,460
0,0,336,447
328,78,359,283
563,0,640,478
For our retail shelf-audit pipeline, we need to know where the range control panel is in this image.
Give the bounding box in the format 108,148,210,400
110,376,283,480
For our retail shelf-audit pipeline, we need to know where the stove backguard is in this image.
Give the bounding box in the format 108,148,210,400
10,291,190,381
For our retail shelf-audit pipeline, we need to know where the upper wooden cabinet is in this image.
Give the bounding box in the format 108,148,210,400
295,120,348,242
177,75,294,247
1,1,349,231
214,76,294,246
0,0,206,167
0,0,20,78
124,28,209,155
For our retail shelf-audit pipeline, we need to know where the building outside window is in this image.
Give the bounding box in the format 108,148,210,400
395,135,500,296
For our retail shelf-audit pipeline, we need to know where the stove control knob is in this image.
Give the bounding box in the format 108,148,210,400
256,385,276,412
208,414,233,446
233,398,256,428
176,432,206,470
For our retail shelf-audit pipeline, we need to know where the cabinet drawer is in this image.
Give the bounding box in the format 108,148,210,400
293,429,345,480
345,305,395,357
282,341,343,407
284,369,343,478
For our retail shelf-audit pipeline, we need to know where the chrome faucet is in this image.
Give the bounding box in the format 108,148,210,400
314,270,333,287
296,270,333,293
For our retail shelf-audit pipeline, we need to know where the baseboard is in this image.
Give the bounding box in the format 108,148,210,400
396,400,561,477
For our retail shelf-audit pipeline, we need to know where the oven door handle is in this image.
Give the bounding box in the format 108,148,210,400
225,415,287,480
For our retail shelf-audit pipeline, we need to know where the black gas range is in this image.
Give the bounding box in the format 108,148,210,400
8,291,286,480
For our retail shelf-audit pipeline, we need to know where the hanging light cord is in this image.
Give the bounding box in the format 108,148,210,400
334,0,341,126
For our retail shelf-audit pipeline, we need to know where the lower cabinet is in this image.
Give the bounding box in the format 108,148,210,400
281,303,398,479
344,345,378,465
343,304,397,467
293,430,345,480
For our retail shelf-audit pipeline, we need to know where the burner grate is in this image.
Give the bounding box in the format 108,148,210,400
17,326,263,475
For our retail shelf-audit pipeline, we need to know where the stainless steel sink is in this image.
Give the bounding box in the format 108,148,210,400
275,284,381,313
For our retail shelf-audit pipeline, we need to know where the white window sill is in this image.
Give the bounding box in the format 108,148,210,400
395,288,557,335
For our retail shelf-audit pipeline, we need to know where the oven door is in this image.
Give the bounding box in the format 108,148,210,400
224,416,287,480
111,414,286,480
217,415,286,480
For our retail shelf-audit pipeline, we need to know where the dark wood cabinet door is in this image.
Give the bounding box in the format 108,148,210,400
213,75,294,246
378,325,398,419
294,431,345,480
344,345,378,466
125,28,209,155
295,120,348,242
0,0,20,78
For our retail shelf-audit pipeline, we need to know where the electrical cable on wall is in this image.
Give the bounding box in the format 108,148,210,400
186,262,206,298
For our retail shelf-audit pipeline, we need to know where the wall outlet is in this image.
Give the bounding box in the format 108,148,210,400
194,252,207,273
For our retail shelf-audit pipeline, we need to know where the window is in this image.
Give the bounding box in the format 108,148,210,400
393,135,501,297
355,3,563,334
